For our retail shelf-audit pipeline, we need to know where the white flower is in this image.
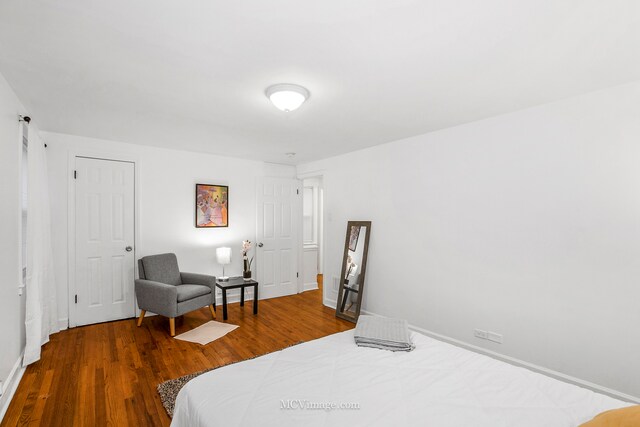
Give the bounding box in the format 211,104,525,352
241,240,252,255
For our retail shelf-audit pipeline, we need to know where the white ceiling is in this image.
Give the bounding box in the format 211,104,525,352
1,1,639,164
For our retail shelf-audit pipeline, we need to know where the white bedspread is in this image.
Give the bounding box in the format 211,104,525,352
172,330,630,427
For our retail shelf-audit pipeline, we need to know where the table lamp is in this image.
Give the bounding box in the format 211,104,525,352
216,247,231,281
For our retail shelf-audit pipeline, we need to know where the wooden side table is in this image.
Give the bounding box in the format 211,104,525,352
215,277,259,321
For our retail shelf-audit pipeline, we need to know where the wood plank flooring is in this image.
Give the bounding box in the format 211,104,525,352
2,278,351,426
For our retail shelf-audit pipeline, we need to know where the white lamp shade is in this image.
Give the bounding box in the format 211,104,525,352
216,247,231,265
266,84,310,112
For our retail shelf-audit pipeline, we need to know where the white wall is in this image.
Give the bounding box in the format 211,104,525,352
44,132,295,326
0,73,27,411
298,81,640,398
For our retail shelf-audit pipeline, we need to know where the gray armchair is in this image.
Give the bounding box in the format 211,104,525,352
135,253,216,336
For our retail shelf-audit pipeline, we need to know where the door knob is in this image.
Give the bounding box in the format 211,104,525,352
125,246,133,252
258,242,264,248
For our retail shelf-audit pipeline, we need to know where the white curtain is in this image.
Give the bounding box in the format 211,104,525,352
23,129,59,366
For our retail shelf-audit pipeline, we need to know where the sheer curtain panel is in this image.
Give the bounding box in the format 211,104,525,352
23,129,58,366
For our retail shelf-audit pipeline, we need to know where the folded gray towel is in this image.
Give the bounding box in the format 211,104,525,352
354,315,415,352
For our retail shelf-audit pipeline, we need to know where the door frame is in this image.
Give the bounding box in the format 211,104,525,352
67,150,140,328
297,170,326,298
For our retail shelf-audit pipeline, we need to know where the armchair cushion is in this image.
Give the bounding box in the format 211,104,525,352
176,284,211,303
140,253,182,286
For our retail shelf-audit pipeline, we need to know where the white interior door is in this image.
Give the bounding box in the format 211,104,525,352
256,177,301,299
74,157,135,326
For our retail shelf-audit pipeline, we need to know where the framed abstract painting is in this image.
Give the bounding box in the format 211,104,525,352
195,184,228,228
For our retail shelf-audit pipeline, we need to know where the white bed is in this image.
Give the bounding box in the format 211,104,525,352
172,330,630,427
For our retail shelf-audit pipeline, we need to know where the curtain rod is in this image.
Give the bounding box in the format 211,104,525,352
18,115,47,147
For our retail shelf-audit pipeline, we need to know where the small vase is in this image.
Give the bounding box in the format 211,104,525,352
243,270,252,281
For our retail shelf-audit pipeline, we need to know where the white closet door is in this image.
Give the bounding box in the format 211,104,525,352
74,157,135,326
256,177,301,299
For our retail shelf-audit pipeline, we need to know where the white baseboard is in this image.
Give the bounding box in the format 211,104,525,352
324,298,336,308
140,291,255,320
358,308,640,404
216,289,255,305
0,353,26,423
58,318,68,330
303,282,318,292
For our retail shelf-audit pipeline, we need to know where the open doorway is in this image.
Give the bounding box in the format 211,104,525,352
301,176,323,293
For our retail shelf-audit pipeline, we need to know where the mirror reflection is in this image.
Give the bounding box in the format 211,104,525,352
336,221,371,322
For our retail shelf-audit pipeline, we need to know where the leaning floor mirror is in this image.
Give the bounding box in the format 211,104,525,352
335,221,371,323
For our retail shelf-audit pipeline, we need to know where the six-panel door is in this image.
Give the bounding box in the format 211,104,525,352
256,177,300,299
75,157,136,326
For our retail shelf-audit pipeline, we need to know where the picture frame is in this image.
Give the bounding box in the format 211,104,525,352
195,184,228,228
348,224,360,251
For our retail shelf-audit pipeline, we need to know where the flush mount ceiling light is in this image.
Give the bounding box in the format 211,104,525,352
265,84,310,112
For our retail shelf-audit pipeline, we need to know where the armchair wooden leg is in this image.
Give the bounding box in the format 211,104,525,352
209,304,216,319
169,317,176,337
136,310,146,327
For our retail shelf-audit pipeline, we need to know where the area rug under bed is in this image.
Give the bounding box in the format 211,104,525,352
157,341,304,417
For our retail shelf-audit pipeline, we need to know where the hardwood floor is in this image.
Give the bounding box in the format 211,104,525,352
2,286,351,426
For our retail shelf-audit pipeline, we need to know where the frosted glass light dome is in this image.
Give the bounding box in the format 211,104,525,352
265,84,310,112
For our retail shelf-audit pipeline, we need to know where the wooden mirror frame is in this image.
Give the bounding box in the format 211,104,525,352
335,221,371,323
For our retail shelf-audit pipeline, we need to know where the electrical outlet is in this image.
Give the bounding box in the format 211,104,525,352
487,331,503,344
474,329,488,339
